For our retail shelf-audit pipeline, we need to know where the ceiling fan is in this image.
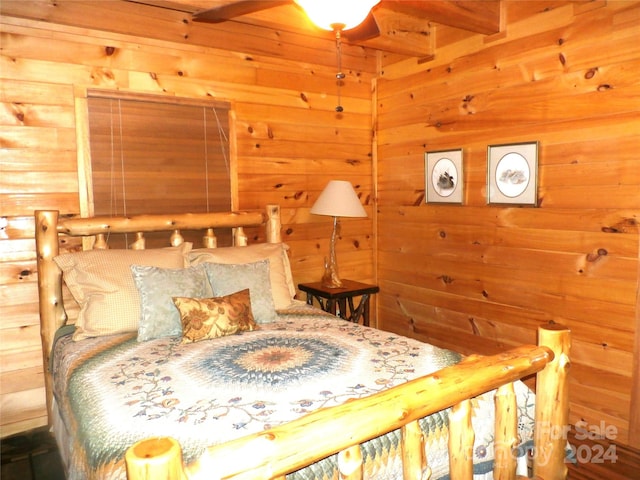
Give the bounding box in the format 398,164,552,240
191,0,502,45
193,0,385,44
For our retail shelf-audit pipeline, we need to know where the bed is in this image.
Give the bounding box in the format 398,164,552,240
34,204,571,480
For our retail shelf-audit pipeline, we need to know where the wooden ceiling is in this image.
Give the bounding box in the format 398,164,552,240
130,0,502,57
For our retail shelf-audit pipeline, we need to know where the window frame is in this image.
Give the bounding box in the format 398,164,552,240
74,88,237,219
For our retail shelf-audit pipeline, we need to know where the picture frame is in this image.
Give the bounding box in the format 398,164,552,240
425,149,464,204
487,141,539,206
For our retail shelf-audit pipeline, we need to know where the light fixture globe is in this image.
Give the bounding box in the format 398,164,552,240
294,0,381,31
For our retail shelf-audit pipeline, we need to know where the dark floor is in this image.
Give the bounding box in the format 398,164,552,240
1,427,65,480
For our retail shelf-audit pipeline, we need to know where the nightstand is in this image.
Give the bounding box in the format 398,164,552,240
298,279,379,326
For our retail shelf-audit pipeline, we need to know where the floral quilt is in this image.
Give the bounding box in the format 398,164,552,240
52,306,535,479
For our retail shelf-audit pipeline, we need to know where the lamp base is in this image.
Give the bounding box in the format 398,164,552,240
321,256,343,289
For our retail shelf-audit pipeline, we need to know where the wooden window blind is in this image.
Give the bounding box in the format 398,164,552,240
87,93,233,246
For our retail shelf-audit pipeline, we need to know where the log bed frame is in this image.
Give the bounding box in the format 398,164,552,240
35,205,571,480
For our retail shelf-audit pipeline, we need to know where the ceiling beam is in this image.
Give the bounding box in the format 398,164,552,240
352,9,434,59
379,0,501,36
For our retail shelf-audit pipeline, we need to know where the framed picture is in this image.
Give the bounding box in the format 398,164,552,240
425,149,464,204
487,141,538,206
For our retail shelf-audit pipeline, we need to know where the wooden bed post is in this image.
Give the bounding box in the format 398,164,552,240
401,420,426,478
448,399,475,478
35,210,67,423
125,437,187,480
266,204,281,243
494,382,518,478
533,323,571,480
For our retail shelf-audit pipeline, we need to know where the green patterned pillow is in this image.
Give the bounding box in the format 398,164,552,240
131,264,211,341
203,260,278,324
173,289,257,344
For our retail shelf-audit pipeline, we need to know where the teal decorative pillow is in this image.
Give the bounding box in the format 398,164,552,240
203,260,278,324
189,243,296,309
131,264,212,341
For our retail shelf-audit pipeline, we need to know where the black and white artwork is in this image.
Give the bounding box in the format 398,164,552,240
487,142,538,206
425,149,464,204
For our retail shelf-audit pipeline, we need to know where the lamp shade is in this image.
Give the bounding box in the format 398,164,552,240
311,180,367,218
294,0,381,31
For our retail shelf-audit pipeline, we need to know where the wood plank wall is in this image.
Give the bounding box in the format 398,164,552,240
376,0,640,449
0,0,638,456
0,0,376,437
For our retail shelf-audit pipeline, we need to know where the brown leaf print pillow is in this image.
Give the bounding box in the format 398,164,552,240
173,289,257,344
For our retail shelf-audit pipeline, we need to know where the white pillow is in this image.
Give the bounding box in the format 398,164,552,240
189,243,295,309
54,244,192,340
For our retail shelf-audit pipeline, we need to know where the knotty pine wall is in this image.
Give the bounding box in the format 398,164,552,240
0,0,376,437
376,1,640,448
0,0,639,452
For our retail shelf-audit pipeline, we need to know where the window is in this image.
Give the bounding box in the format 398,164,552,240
86,92,233,246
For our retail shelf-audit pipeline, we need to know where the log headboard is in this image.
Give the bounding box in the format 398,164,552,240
34,204,281,422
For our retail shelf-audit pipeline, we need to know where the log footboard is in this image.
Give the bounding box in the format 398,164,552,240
125,325,570,480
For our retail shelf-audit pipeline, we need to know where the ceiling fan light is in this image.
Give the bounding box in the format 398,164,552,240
294,0,380,31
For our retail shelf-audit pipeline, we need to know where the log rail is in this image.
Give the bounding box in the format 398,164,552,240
126,325,570,480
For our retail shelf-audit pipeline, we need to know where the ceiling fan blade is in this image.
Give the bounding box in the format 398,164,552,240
193,0,291,23
342,13,380,42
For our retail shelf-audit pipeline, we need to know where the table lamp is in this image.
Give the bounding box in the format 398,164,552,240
310,180,367,288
